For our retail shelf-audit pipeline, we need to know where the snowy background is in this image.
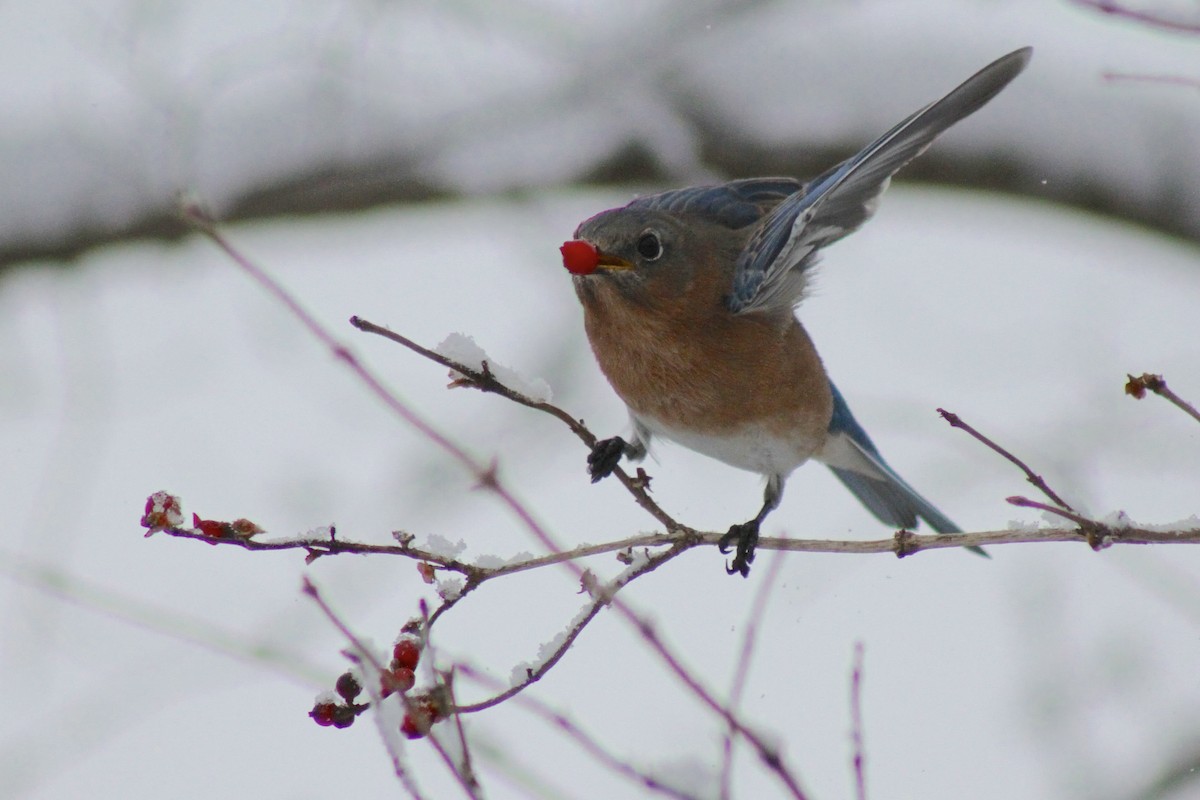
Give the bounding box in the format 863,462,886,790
3,1,1200,799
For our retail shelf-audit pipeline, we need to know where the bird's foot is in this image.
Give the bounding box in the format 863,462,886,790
718,520,760,578
587,437,627,483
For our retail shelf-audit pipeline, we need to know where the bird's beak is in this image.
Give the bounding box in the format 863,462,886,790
595,251,633,271
560,239,633,275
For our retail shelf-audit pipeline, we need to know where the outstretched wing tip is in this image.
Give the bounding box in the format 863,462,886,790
728,48,1032,315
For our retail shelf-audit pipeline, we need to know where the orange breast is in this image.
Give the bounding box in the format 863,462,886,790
578,278,833,445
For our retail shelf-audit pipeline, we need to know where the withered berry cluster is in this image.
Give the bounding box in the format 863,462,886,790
309,634,447,740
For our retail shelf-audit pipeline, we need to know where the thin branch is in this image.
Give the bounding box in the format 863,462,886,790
155,523,676,581
180,204,478,472
1126,373,1200,425
850,642,867,800
607,598,810,800
454,537,699,713
1005,496,1116,551
1005,496,1097,528
772,525,1200,552
0,550,327,687
158,519,1200,564
441,670,482,797
1103,72,1200,92
937,408,1074,510
457,665,702,800
351,315,679,530
1070,0,1200,34
720,549,787,800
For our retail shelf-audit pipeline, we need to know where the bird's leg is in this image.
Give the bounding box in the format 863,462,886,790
718,475,784,578
587,423,648,483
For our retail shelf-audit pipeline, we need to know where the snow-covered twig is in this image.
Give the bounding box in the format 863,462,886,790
454,538,695,713
351,314,678,530
154,515,1200,565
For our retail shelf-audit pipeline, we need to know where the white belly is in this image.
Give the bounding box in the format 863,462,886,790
635,413,824,478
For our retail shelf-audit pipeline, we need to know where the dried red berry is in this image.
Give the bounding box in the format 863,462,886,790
393,637,421,671
380,667,415,697
560,240,599,275
335,672,362,702
310,702,339,727
229,518,264,537
192,513,229,539
400,714,425,739
400,698,441,740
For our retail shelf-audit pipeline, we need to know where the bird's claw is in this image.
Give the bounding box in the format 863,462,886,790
718,521,759,578
588,437,627,483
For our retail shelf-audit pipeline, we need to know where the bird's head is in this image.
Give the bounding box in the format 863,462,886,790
562,206,737,310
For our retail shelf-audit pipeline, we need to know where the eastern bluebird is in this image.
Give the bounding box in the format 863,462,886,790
561,48,1031,576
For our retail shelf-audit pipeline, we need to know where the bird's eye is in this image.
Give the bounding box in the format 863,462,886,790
636,231,663,261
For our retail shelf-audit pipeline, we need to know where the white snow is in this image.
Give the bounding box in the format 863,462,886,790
435,332,553,403
435,576,465,602
1138,514,1200,533
422,534,468,560
508,628,572,688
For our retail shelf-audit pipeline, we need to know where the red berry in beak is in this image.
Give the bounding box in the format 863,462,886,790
560,239,599,275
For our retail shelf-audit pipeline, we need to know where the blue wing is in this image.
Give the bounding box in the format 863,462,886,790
729,47,1032,315
818,381,967,539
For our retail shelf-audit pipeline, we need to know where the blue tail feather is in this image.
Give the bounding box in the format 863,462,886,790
822,382,982,553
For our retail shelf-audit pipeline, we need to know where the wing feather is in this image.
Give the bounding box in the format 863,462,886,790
729,47,1032,314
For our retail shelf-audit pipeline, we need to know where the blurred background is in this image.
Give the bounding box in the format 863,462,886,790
3,1,1200,798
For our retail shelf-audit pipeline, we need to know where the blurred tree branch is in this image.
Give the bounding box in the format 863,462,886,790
10,126,1196,270
7,0,1200,269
